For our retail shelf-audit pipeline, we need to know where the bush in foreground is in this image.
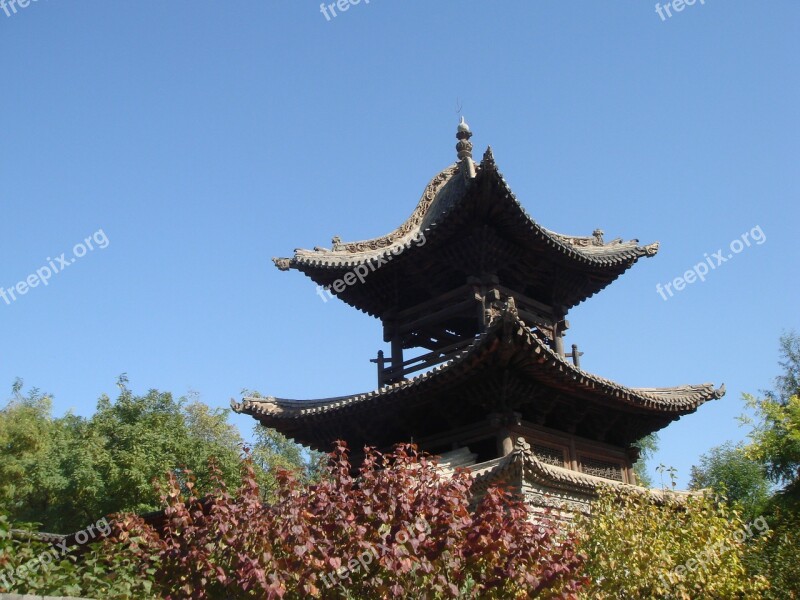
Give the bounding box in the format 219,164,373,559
576,487,769,599
106,442,586,599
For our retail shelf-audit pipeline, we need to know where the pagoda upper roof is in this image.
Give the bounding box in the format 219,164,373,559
273,146,659,317
232,308,722,452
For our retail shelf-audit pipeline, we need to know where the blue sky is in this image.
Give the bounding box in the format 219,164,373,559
2,1,798,487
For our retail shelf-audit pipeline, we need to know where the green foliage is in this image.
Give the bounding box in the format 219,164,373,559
0,382,54,522
252,425,315,500
735,333,800,597
107,443,587,599
770,331,800,403
0,514,157,598
689,441,771,521
746,507,800,599
745,331,800,498
632,433,659,487
243,389,326,500
683,331,800,598
0,378,314,534
744,393,800,502
575,487,769,599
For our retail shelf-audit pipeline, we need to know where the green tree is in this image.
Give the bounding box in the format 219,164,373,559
632,433,658,487
743,332,800,505
737,331,800,598
86,377,244,520
0,377,316,533
746,507,800,600
689,441,771,521
251,426,307,498
0,381,57,524
744,393,800,504
770,331,800,403
0,377,243,532
242,389,325,500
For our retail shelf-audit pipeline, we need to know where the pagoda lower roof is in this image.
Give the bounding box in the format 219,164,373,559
233,309,723,452
470,437,692,504
273,151,659,317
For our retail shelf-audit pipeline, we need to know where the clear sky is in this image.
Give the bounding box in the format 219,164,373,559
2,1,798,487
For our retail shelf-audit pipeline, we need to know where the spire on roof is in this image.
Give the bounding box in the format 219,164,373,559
456,117,476,179
456,116,473,160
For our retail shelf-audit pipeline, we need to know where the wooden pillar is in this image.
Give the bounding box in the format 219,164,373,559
391,335,404,379
571,344,581,368
626,447,640,485
626,465,637,485
467,276,488,330
569,436,579,471
497,428,514,457
554,328,565,355
491,411,521,458
554,318,569,355
383,311,404,382
370,350,386,387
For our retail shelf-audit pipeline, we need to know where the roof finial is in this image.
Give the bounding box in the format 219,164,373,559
456,116,473,161
456,117,476,180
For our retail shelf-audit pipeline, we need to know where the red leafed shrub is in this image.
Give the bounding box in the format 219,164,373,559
105,442,587,599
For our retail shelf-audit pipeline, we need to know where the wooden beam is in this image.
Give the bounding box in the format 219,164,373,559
496,284,556,317
393,285,473,321
396,299,476,335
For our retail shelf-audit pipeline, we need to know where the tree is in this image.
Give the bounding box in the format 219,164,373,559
105,443,588,599
733,331,800,598
575,487,769,599
689,441,771,520
744,393,800,504
0,381,59,525
632,433,659,487
73,377,246,524
743,331,800,505
746,506,800,600
242,389,325,500
251,425,317,500
769,331,800,404
0,378,314,533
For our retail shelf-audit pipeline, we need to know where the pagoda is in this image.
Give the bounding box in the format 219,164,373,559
234,119,724,514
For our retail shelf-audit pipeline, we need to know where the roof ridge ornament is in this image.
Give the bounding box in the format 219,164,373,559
481,145,496,168
514,437,532,453
644,241,660,256
456,117,476,180
272,257,291,271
